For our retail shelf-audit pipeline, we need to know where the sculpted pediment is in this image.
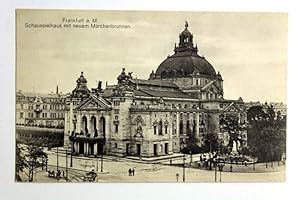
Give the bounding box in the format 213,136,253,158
75,95,111,111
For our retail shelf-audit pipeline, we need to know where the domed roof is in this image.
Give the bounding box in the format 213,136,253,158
77,72,87,84
152,22,217,79
156,53,216,78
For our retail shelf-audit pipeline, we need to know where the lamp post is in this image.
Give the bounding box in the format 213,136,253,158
56,146,59,171
214,156,217,182
189,151,192,166
100,141,104,173
70,144,73,168
65,150,68,182
183,153,185,182
218,158,225,182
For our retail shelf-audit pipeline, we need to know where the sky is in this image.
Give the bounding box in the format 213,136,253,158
16,10,287,103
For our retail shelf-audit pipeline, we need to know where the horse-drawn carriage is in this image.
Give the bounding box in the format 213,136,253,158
83,170,97,182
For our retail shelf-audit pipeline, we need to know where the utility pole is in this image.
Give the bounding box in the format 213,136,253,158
101,147,103,172
183,154,185,182
65,150,68,182
56,146,59,182
214,158,217,182
96,155,99,171
70,147,73,167
56,146,59,171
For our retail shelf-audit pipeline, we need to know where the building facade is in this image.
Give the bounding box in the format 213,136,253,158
64,22,247,158
16,87,66,129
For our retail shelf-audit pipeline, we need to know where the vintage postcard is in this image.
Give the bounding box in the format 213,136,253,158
15,9,287,183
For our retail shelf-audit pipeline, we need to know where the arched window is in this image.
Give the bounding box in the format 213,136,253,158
158,120,163,135
91,116,97,137
99,117,105,137
81,116,88,134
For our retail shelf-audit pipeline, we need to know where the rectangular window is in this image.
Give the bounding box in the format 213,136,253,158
154,125,157,134
115,143,118,148
20,112,23,118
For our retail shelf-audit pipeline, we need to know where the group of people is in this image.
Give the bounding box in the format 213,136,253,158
128,168,135,176
47,169,64,179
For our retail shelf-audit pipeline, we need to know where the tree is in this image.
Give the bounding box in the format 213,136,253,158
15,143,27,181
201,133,219,153
219,113,245,151
181,128,202,154
247,104,286,162
16,140,48,182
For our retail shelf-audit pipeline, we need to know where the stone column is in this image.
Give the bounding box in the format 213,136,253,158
84,143,87,156
183,114,187,135
86,143,90,155
94,143,98,156
73,141,77,153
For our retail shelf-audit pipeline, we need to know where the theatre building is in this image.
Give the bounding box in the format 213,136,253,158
64,22,247,158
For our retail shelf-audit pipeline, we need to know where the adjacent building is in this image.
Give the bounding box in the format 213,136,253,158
16,87,66,128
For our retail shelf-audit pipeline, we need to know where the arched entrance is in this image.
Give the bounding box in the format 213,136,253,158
99,117,105,137
91,116,97,137
81,116,88,134
79,142,84,154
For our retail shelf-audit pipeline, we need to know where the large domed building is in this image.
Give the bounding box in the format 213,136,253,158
64,22,247,158
150,21,223,100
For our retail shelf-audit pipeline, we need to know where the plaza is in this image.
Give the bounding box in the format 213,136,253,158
18,148,285,183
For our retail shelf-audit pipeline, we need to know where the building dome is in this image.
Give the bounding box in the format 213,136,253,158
77,72,87,84
152,21,216,79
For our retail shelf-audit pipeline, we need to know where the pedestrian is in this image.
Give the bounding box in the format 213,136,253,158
176,173,179,182
230,165,233,172
132,168,135,176
128,168,132,176
200,155,202,162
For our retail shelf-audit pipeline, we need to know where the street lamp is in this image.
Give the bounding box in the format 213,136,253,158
214,155,217,182
183,153,186,182
217,158,225,182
